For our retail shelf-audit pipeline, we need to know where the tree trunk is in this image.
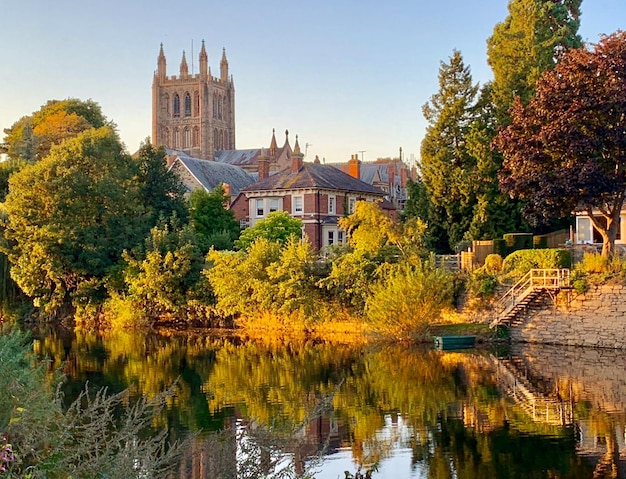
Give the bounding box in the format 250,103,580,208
589,204,622,258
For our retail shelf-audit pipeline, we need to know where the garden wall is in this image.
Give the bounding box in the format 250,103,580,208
510,283,626,349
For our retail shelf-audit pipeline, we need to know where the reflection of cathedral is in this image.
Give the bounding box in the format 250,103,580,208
152,42,235,161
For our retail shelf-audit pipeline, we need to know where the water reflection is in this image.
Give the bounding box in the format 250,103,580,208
31,328,626,478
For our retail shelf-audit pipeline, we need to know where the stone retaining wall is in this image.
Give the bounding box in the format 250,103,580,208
510,283,626,349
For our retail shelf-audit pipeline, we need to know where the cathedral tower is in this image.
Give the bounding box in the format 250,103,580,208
152,41,235,160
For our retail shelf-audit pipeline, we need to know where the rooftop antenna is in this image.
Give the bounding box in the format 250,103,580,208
358,150,366,162
305,143,312,157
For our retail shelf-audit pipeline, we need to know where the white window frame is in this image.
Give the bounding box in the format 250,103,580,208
338,230,344,245
293,196,303,214
328,230,335,246
255,198,264,217
348,197,356,214
328,195,336,214
269,198,280,213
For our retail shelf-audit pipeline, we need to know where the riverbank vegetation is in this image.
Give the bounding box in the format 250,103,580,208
1,10,625,344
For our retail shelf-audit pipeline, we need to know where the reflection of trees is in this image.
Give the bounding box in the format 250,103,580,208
32,329,602,477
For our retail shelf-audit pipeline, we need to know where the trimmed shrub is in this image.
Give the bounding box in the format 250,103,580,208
502,248,571,280
483,254,503,275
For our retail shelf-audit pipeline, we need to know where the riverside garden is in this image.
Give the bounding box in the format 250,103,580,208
3,12,626,479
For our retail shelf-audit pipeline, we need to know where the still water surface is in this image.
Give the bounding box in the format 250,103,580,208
32,328,626,478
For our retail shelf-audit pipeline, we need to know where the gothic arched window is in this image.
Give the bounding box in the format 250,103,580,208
213,128,218,149
194,91,200,117
184,127,190,148
217,95,222,120
192,127,199,147
173,94,180,118
184,92,191,117
174,128,180,148
213,93,217,118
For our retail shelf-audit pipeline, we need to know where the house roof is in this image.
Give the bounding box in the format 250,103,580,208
169,153,256,195
242,162,387,195
214,148,262,166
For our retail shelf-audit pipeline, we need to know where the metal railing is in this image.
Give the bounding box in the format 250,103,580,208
494,269,570,326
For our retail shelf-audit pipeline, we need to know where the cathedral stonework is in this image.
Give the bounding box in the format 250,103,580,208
152,41,235,160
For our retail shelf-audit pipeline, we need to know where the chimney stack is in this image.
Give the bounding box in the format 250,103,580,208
258,148,270,179
348,154,361,179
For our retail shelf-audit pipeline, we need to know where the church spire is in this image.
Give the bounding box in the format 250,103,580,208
220,47,229,81
293,135,302,156
269,128,278,157
292,134,304,172
199,40,208,78
157,43,166,80
180,50,189,78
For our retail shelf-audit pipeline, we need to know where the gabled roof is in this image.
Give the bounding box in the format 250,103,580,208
361,163,389,184
169,154,256,195
242,162,386,195
214,148,261,166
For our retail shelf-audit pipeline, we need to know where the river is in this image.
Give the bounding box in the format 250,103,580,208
31,327,626,478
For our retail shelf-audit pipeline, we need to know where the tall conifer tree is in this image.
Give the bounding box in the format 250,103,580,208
487,0,582,121
419,51,478,252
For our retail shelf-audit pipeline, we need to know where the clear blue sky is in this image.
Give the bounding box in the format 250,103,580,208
1,0,624,166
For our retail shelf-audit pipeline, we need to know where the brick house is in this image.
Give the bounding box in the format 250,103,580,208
231,138,388,250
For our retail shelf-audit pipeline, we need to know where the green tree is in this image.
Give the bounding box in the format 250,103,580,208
495,31,626,257
365,259,454,341
3,127,147,314
234,211,302,251
419,50,479,252
3,98,109,161
121,222,206,320
135,140,188,226
487,0,582,121
207,239,281,318
189,186,240,251
465,83,527,240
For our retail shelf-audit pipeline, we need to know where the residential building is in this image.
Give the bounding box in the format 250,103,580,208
232,138,388,250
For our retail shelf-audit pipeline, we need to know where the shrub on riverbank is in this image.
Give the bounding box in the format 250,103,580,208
365,259,454,340
0,328,183,478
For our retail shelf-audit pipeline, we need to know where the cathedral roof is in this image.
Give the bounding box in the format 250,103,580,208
214,149,262,167
243,162,386,195
168,150,256,195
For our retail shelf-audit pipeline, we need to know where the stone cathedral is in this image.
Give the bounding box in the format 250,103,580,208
152,41,235,160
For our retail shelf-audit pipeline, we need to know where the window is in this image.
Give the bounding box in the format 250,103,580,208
194,91,200,117
338,231,344,245
173,94,180,117
328,231,335,245
173,128,180,148
348,197,356,214
192,127,199,147
184,92,192,117
293,196,303,214
183,128,190,149
256,199,264,217
328,195,336,214
269,198,280,213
